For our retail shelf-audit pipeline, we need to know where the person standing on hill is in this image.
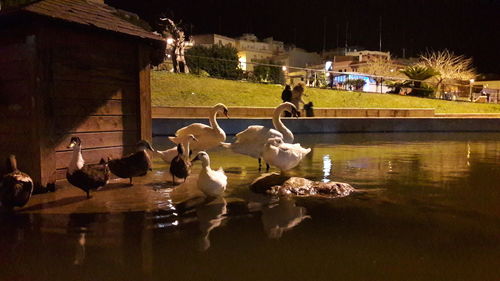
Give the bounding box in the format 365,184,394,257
291,82,306,117
281,85,293,117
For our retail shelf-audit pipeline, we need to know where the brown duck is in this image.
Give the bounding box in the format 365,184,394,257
0,155,34,209
108,140,153,185
169,143,190,185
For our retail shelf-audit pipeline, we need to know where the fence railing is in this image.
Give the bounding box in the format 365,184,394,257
155,55,500,104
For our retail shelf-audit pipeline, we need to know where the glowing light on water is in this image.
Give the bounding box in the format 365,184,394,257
151,220,179,229
467,142,471,166
322,155,332,182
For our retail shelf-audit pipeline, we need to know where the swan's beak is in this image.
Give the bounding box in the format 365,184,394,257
291,108,299,118
192,155,200,162
223,109,229,119
192,137,199,142
67,141,76,149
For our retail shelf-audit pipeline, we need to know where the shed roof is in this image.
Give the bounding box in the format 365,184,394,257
6,0,163,42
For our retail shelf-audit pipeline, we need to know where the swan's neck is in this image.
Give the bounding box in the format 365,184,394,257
183,141,191,161
272,106,293,143
68,145,84,174
209,109,223,134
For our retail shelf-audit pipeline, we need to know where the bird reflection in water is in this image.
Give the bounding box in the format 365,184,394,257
261,198,310,239
169,176,227,251
196,196,227,251
74,231,86,265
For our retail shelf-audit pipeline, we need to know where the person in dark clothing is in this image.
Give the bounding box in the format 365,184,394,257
281,85,293,117
304,102,314,117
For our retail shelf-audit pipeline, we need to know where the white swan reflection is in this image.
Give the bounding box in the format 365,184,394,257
169,177,227,251
196,196,227,251
261,198,310,239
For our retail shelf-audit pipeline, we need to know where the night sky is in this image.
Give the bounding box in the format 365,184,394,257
108,0,500,75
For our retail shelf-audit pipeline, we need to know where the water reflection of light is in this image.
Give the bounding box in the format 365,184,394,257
322,155,332,182
467,142,471,166
153,220,179,229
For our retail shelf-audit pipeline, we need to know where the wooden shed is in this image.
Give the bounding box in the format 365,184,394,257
0,0,165,189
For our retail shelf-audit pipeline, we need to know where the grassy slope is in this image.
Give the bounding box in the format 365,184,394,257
151,71,500,113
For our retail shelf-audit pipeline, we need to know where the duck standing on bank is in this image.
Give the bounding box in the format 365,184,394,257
66,137,110,198
192,151,227,197
221,102,298,170
170,143,191,185
0,155,34,210
262,137,311,172
170,103,229,154
108,140,153,185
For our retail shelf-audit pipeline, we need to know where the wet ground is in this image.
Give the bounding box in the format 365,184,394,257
1,132,500,281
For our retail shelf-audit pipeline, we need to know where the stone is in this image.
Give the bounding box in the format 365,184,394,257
250,173,355,198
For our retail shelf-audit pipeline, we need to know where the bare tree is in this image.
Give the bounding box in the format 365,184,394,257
159,17,189,73
358,57,405,92
418,50,476,96
358,57,405,78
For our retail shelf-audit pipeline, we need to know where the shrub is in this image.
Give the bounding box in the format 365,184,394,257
186,45,242,79
345,79,366,90
252,60,285,84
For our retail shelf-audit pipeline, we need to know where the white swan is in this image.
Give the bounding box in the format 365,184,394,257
192,151,227,197
170,103,228,153
262,137,311,172
154,134,197,164
221,102,297,169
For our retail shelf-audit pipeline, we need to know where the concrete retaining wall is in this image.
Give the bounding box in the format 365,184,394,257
153,117,500,136
153,106,435,118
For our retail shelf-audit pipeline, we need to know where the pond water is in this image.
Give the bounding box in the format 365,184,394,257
1,133,499,281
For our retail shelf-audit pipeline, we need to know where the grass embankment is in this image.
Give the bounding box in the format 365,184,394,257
151,71,500,113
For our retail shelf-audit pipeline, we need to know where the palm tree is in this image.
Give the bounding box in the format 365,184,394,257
400,65,440,97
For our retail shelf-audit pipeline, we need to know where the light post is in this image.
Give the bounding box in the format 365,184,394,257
469,78,475,101
282,65,288,84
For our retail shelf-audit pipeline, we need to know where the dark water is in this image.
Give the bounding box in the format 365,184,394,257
1,133,499,281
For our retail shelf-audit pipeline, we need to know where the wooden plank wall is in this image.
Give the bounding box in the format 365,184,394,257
43,26,143,180
0,35,38,181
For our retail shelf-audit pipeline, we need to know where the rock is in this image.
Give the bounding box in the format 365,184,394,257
250,173,290,193
251,174,355,198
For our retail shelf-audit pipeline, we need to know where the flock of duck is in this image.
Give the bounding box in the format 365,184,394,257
0,102,311,210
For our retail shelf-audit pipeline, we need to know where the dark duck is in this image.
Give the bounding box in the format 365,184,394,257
170,143,191,185
66,137,110,198
0,155,34,210
108,140,153,185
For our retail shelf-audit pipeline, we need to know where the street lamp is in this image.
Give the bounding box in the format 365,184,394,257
166,37,174,45
469,78,475,101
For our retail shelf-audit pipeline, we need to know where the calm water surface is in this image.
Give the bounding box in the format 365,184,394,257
1,133,499,281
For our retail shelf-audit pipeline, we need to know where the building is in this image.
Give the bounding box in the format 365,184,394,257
275,47,322,69
193,33,321,72
0,0,165,189
191,33,237,48
235,34,285,71
322,47,391,72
